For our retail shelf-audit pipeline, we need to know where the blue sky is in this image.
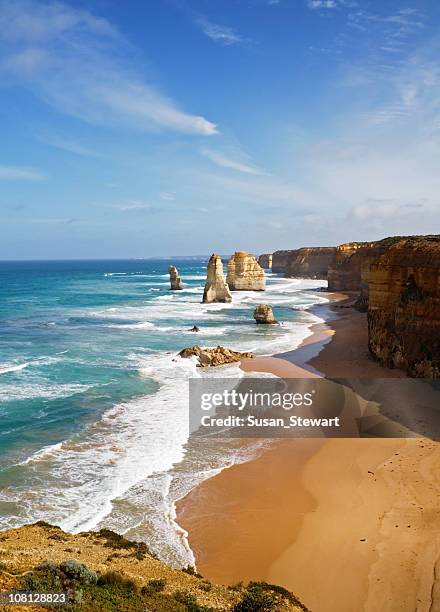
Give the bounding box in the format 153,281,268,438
1,0,440,258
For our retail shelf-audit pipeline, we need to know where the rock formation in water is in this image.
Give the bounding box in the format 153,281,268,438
253,304,278,324
272,250,297,273
226,252,265,291
179,345,253,367
367,236,440,377
168,265,183,290
202,255,232,303
285,247,336,279
258,253,273,269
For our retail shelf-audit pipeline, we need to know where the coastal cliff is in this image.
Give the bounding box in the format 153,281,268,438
258,253,272,269
272,250,297,273
202,255,232,303
0,523,307,611
285,247,336,279
368,236,440,377
226,252,265,291
327,241,383,292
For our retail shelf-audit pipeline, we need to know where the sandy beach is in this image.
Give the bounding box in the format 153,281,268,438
176,293,440,612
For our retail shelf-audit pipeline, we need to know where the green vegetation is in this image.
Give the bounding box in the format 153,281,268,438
15,560,213,611
140,577,166,595
233,582,310,612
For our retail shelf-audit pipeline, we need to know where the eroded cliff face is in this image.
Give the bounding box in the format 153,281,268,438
258,253,272,269
368,236,440,377
285,247,336,279
202,254,232,303
327,242,380,292
272,250,298,273
226,252,265,291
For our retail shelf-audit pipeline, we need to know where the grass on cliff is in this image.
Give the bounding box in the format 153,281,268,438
12,559,309,611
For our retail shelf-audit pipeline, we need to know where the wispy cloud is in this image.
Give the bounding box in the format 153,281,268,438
195,17,244,46
200,148,265,175
37,133,99,157
0,0,217,136
0,164,46,180
114,200,152,212
306,0,338,10
159,192,175,201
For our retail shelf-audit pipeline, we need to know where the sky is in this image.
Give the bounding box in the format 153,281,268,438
1,0,440,259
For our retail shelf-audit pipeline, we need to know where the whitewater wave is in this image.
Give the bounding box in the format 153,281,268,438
0,363,29,375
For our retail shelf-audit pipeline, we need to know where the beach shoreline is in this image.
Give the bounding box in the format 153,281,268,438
176,289,440,611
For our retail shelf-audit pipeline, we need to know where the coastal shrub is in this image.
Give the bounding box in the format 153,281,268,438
34,520,54,529
97,570,138,591
59,560,98,585
247,582,310,610
172,590,213,611
233,582,310,612
19,560,209,611
228,582,243,591
97,529,151,559
233,585,277,611
97,528,138,549
183,564,204,578
141,577,166,594
198,580,212,592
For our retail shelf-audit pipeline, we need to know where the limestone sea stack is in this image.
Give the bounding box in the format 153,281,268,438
226,251,265,291
179,345,253,367
254,304,278,324
367,236,440,377
168,265,183,290
202,254,232,303
258,253,272,269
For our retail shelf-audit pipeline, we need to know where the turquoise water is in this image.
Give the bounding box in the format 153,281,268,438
0,258,327,565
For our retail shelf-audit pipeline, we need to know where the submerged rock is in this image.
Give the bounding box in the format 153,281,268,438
169,265,183,290
226,251,265,291
179,345,253,367
202,254,232,303
253,304,278,324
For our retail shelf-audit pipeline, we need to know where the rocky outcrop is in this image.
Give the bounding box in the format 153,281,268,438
179,345,253,367
168,265,183,290
285,247,336,279
367,236,440,377
202,255,232,303
254,304,278,324
258,253,272,269
226,252,265,291
272,250,297,273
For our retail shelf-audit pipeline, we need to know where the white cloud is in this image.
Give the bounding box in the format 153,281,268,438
307,1,338,10
159,192,175,201
0,165,46,180
0,1,217,136
114,200,151,212
200,148,265,175
196,17,243,46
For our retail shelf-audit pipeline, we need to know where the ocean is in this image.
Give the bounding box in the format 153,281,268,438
0,258,328,566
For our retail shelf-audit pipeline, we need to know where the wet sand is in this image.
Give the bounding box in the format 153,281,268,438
176,294,440,611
